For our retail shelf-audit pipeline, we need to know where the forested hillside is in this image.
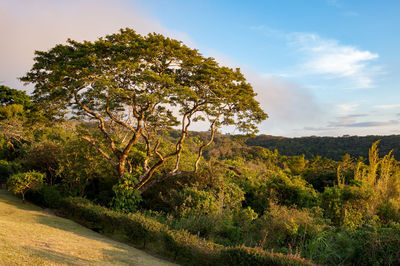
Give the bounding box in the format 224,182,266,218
246,134,400,160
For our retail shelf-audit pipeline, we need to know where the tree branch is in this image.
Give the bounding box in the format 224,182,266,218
81,135,116,166
194,115,220,172
74,91,120,158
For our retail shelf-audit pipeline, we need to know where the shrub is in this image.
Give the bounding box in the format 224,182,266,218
307,226,400,265
219,246,314,266
266,173,318,209
7,171,44,202
377,201,400,224
111,175,142,213
257,202,326,253
320,184,374,228
0,160,20,183
26,185,64,208
164,229,222,265
58,197,313,265
23,141,62,186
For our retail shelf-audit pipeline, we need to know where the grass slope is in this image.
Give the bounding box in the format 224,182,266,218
0,190,176,265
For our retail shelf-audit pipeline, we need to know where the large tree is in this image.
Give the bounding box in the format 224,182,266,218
21,28,267,193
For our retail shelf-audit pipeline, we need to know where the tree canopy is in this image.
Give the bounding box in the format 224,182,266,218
21,28,267,193
0,85,31,108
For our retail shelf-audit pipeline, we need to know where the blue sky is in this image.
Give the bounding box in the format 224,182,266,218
1,0,399,136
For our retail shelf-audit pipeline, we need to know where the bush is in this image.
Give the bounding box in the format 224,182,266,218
320,184,374,228
26,185,64,208
257,202,326,253
7,171,44,202
0,160,20,183
219,246,314,266
377,201,400,224
59,197,313,265
307,226,400,265
265,173,318,209
110,175,142,213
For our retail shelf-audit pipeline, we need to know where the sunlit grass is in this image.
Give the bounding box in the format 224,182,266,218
0,190,176,265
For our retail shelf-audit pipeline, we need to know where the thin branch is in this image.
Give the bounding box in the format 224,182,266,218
74,91,120,158
106,106,137,132
194,115,220,172
81,135,116,166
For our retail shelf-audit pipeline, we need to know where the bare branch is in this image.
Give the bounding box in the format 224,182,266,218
194,115,220,172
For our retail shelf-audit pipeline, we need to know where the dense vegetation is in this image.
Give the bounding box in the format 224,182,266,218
2,29,400,265
247,134,400,161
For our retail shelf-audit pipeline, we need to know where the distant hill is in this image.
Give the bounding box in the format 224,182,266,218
246,134,400,161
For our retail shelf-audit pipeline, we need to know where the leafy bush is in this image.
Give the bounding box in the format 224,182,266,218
26,184,64,208
307,226,400,265
257,202,326,253
219,246,314,266
377,201,400,224
265,173,318,209
111,175,142,213
320,183,374,228
23,141,61,185
7,171,44,202
0,160,20,183
59,197,312,265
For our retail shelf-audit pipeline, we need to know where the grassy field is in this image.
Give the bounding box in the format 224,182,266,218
0,190,177,265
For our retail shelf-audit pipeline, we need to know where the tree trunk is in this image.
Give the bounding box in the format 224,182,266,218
118,160,126,179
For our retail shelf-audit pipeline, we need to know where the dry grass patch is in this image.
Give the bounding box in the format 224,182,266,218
0,190,177,265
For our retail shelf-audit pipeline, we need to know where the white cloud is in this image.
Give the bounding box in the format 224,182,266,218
336,103,359,114
205,50,323,136
288,33,379,88
374,104,400,109
326,0,341,8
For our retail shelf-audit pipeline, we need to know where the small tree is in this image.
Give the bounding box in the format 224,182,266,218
7,171,44,202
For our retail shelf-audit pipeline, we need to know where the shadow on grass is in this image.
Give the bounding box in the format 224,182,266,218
0,190,176,265
34,213,107,240
0,190,41,211
24,246,93,265
25,245,172,265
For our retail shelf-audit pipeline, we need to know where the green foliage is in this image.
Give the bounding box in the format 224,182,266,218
246,134,400,161
306,226,400,265
320,183,374,228
320,186,343,225
265,172,318,209
0,160,20,183
287,155,307,175
7,171,44,202
0,104,25,120
302,156,338,191
175,187,220,216
0,85,31,108
111,174,142,213
219,246,313,266
22,28,267,194
23,141,62,185
56,136,117,200
59,196,313,265
26,184,64,208
257,202,326,252
377,201,400,224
